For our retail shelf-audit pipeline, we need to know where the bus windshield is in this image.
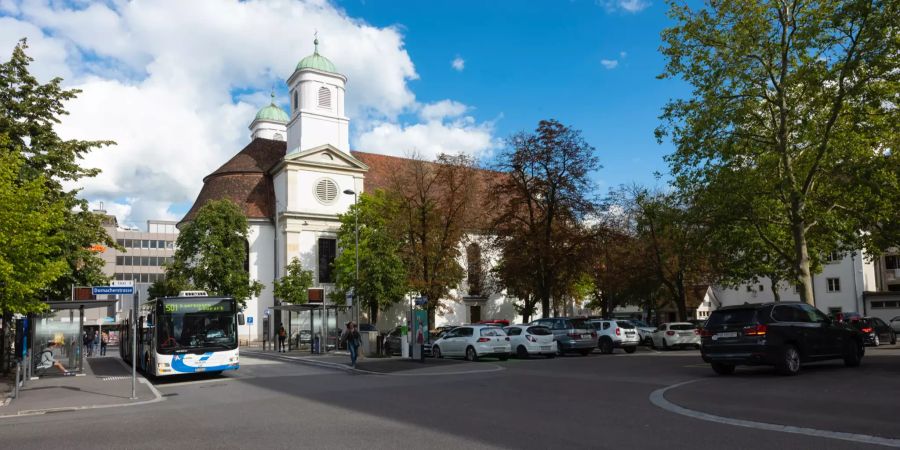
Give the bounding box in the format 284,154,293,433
156,298,237,353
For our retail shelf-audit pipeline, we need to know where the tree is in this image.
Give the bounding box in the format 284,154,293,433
659,0,900,304
489,120,600,318
333,190,408,325
167,199,263,308
391,153,480,326
0,150,68,314
273,258,314,305
148,273,192,299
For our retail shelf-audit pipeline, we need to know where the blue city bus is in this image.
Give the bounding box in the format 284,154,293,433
121,292,244,376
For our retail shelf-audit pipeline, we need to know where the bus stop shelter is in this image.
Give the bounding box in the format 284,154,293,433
270,303,351,353
29,300,117,377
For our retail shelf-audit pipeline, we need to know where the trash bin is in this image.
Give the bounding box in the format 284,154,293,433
359,331,378,357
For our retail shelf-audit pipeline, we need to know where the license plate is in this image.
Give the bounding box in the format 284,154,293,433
625,331,635,335
679,332,693,336
714,332,737,340
581,334,591,339
494,347,506,352
541,346,551,350
195,367,206,372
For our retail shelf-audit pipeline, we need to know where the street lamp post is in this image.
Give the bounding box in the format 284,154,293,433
343,189,360,326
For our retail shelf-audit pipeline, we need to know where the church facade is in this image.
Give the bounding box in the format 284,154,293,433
182,41,522,342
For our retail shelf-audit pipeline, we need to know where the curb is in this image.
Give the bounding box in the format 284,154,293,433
0,359,164,419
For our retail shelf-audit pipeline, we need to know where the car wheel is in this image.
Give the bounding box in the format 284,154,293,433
642,337,652,346
776,344,801,376
599,337,614,354
516,345,529,359
711,362,735,375
557,346,566,357
465,346,478,362
624,346,637,354
433,346,442,359
844,340,863,367
578,349,591,356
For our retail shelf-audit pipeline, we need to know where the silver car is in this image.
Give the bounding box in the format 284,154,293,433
529,317,596,356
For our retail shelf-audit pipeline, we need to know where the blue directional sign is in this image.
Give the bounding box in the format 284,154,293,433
247,316,254,325
414,296,428,306
92,286,134,295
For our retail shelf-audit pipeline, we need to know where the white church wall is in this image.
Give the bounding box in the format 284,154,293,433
293,168,357,216
244,222,275,342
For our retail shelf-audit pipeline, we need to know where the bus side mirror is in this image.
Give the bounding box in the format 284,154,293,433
238,313,245,326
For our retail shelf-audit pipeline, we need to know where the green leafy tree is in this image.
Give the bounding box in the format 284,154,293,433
168,199,263,308
273,258,314,305
333,190,409,325
0,40,117,301
659,0,900,304
0,150,68,313
148,272,192,299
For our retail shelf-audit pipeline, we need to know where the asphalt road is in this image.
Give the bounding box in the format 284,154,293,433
2,346,898,449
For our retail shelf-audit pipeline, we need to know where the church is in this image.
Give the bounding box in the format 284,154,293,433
182,40,522,342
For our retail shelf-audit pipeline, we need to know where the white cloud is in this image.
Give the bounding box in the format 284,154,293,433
600,59,619,69
0,0,498,226
357,100,498,161
600,0,651,13
451,55,464,71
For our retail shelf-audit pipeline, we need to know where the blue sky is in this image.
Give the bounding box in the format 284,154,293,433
0,0,688,225
338,0,688,191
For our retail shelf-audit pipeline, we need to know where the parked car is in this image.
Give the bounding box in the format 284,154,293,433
590,319,639,354
627,319,656,346
529,317,596,356
651,323,700,350
849,317,896,346
383,326,404,356
478,319,510,327
503,325,557,358
700,302,865,376
892,316,900,334
431,325,510,361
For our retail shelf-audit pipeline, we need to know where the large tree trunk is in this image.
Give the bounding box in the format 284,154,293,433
791,218,815,305
675,277,688,322
369,301,378,326
540,288,550,319
770,276,781,302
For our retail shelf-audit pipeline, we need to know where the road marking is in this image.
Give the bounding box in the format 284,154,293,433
650,379,900,448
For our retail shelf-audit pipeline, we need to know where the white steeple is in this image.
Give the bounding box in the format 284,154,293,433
286,37,349,154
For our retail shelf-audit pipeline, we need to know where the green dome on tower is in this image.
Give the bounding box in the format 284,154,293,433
296,38,337,73
254,92,289,123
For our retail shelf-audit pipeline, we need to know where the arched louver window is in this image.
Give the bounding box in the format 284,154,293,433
292,90,298,110
317,86,331,108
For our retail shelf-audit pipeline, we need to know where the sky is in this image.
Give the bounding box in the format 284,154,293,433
0,0,688,227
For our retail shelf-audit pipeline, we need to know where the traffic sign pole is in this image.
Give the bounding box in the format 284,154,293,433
131,290,138,400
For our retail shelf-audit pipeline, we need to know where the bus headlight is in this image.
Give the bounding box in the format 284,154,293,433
229,357,238,363
157,363,171,369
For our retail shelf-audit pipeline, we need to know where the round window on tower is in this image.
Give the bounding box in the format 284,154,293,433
314,178,338,204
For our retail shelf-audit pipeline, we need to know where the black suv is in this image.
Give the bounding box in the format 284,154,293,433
701,302,864,376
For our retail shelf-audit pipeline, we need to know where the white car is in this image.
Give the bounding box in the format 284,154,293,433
432,325,511,361
589,319,640,354
503,325,557,358
651,322,701,350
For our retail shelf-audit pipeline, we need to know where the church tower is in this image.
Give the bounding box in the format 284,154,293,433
286,38,349,154
249,91,288,141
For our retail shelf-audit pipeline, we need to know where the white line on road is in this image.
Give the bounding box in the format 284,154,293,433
650,379,900,448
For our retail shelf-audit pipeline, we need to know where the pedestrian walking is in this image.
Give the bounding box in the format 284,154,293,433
340,321,361,368
83,330,94,357
277,323,286,353
100,331,108,356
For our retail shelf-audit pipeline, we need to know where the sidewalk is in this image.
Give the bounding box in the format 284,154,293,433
0,356,160,418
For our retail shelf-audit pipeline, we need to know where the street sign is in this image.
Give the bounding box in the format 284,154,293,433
111,280,134,287
414,296,427,306
247,316,254,325
92,286,134,295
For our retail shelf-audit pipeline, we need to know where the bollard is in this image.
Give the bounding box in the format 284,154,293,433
14,361,21,399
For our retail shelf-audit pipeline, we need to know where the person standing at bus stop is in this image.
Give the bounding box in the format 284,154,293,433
100,331,109,356
277,324,286,353
341,322,361,368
